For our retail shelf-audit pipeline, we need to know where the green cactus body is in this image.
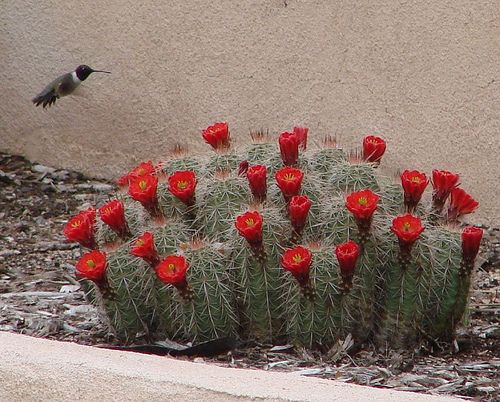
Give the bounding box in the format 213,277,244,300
195,175,249,240
287,249,356,349
71,131,475,349
308,148,346,181
330,162,379,192
170,243,238,342
419,228,463,339
103,252,159,342
206,153,241,173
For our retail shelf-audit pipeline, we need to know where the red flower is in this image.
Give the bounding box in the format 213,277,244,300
98,200,128,237
362,135,386,163
130,232,160,266
64,208,96,249
155,255,189,286
431,169,460,208
202,122,230,150
128,174,158,209
279,131,300,166
235,211,263,244
117,161,155,187
345,189,380,223
447,188,479,221
401,170,429,211
335,240,360,277
168,170,197,205
288,195,312,232
238,160,249,177
391,214,425,246
461,226,483,263
247,164,267,201
293,126,309,151
75,250,107,282
280,246,312,284
275,167,304,199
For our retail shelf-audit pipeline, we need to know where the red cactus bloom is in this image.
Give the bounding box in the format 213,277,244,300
64,208,97,249
168,170,197,205
275,166,304,200
247,164,267,201
279,131,300,166
401,170,429,211
130,232,160,266
293,126,309,151
447,188,479,221
461,226,483,264
128,174,158,208
391,214,425,246
335,240,360,277
431,169,460,209
289,195,312,232
202,122,230,150
98,200,129,236
362,135,386,163
235,211,263,244
238,160,249,177
75,250,107,282
280,246,312,283
117,161,156,187
155,255,189,286
345,189,380,224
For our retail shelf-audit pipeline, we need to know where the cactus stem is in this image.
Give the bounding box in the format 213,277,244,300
249,241,267,264
175,281,195,302
340,274,354,293
459,260,474,277
95,276,115,300
290,228,304,244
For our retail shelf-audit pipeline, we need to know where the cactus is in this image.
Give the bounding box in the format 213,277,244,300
65,122,482,349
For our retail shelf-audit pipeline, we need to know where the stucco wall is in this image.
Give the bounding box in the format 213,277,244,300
1,1,498,225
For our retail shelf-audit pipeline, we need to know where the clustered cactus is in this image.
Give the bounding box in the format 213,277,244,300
64,122,482,349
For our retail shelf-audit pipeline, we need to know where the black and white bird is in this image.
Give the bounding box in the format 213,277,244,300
32,65,111,108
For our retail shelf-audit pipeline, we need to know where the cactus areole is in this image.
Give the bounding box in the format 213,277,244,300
64,122,480,349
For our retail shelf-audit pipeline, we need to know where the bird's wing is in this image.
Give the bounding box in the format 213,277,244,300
32,76,63,108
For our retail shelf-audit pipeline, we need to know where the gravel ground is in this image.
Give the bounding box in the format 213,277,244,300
0,152,498,401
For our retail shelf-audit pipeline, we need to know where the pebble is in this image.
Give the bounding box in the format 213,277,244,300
32,164,55,174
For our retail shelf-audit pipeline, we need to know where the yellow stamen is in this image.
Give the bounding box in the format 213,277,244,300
168,263,176,272
71,220,81,228
358,197,368,206
177,180,188,190
403,222,411,231
245,218,255,227
292,253,303,263
139,180,147,190
86,259,95,268
284,173,296,182
410,176,421,183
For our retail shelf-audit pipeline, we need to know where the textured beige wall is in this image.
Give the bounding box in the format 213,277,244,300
1,1,499,225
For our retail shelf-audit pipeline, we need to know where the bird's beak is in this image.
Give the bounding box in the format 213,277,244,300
92,69,111,74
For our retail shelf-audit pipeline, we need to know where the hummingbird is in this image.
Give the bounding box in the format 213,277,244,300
32,65,111,108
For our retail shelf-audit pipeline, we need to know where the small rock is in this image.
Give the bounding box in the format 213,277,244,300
0,249,21,257
32,164,55,174
64,304,92,316
91,183,114,192
59,285,81,294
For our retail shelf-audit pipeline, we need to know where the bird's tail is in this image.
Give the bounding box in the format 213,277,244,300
32,89,59,108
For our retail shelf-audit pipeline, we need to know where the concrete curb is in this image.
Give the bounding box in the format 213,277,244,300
0,332,460,401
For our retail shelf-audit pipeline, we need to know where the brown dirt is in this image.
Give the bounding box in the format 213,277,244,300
0,152,498,401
